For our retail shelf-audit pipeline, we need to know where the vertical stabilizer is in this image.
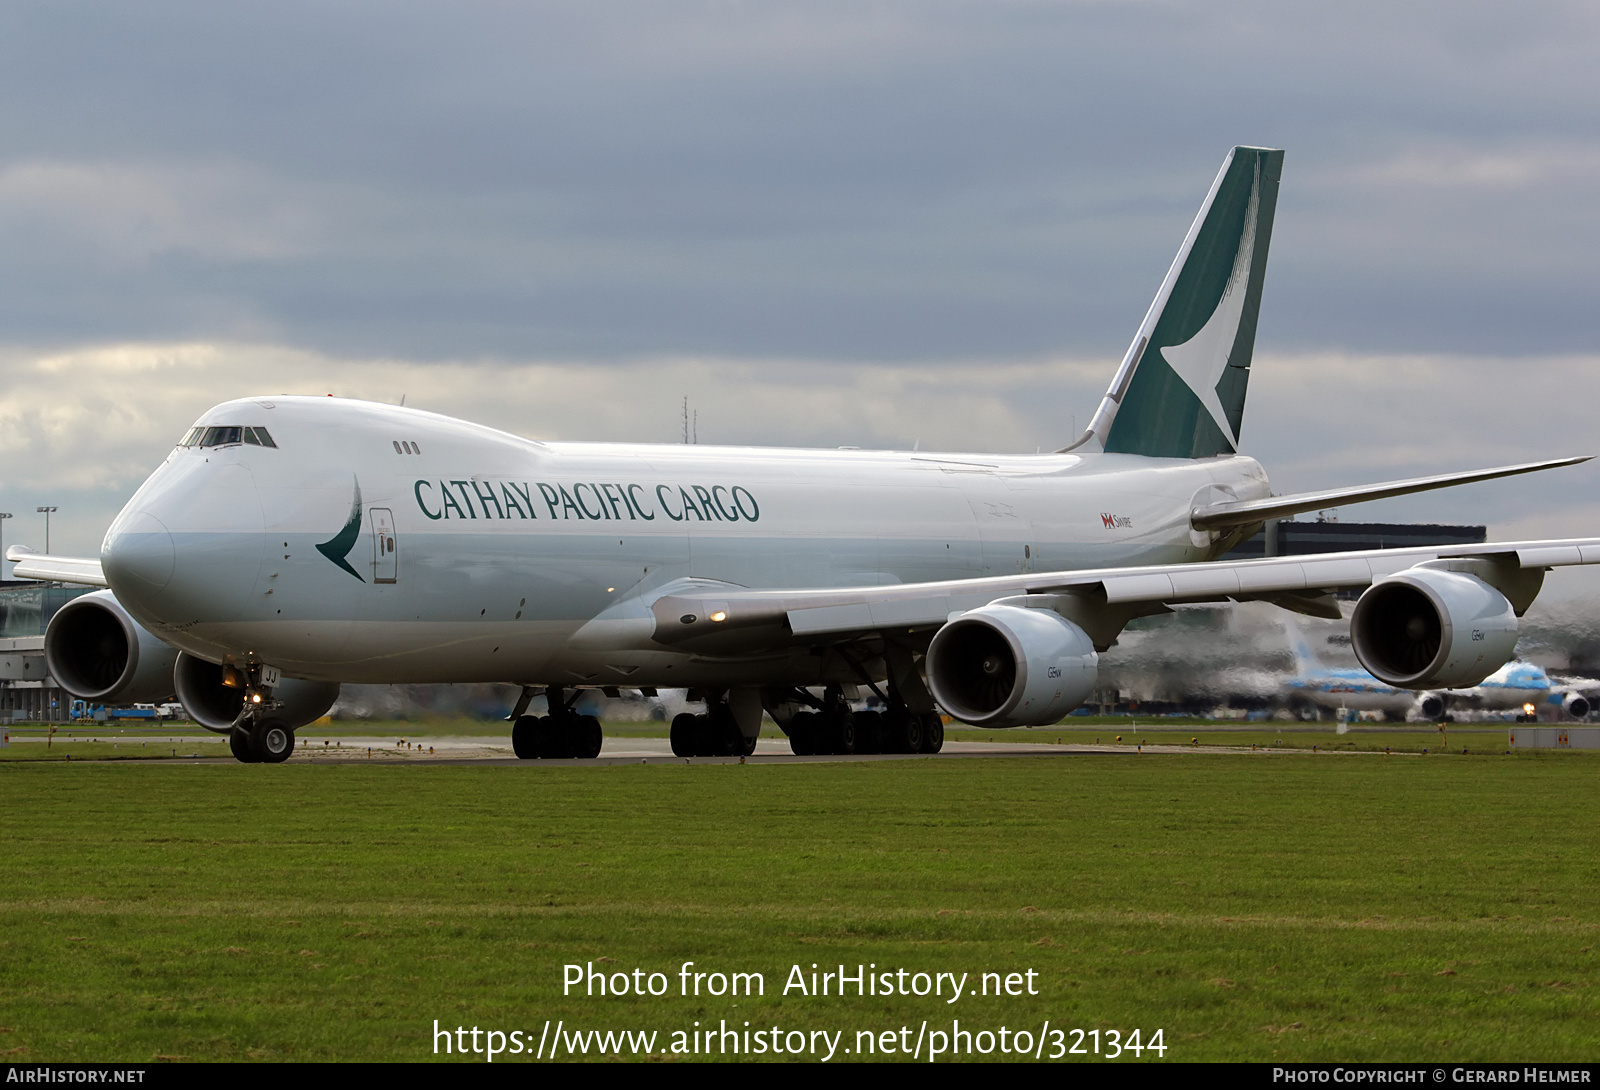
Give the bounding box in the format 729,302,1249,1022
1066,147,1282,458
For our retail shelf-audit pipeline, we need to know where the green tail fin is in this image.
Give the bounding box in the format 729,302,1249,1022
1083,147,1282,459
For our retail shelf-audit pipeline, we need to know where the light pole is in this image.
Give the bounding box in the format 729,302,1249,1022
36,507,57,555
0,512,10,580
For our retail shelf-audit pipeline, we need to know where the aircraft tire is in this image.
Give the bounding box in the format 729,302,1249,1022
787,711,818,755
919,714,945,754
250,719,295,764
691,713,722,757
670,713,699,757
511,715,539,759
229,727,259,763
535,716,569,759
575,715,603,759
853,710,883,754
825,711,856,756
885,708,922,753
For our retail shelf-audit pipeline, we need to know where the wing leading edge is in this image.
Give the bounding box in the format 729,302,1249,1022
5,547,108,587
652,537,1600,652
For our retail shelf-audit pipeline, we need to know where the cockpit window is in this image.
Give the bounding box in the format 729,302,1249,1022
180,426,278,448
202,426,243,446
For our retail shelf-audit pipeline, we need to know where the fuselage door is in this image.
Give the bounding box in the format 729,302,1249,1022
369,507,398,584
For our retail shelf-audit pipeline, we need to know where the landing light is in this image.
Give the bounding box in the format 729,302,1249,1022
1523,703,1536,715
710,611,727,623
251,694,262,704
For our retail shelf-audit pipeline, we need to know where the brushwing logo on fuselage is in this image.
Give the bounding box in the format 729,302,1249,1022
316,476,366,582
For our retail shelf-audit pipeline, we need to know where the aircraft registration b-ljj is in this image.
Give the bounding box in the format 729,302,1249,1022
13,146,1600,763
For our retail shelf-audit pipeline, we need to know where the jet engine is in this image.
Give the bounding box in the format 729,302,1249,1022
1562,692,1590,720
925,603,1098,727
1416,692,1447,720
173,652,340,733
1351,567,1518,689
44,589,179,704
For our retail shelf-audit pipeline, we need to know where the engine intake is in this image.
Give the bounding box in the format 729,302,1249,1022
174,652,340,734
925,603,1097,727
1351,567,1518,689
44,590,179,703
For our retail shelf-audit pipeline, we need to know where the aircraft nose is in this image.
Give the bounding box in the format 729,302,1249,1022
101,460,266,626
102,510,175,596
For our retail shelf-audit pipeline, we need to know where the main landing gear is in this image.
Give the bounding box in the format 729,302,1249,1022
669,698,759,758
778,684,944,756
510,687,604,760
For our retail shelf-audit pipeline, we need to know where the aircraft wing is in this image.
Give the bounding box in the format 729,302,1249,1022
5,547,107,587
651,537,1600,651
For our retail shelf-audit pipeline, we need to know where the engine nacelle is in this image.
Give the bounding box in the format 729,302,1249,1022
174,652,340,733
1562,692,1590,720
1416,692,1447,720
925,603,1098,727
44,589,179,703
1351,567,1518,689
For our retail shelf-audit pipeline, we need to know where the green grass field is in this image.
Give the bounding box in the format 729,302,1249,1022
1,750,1596,1063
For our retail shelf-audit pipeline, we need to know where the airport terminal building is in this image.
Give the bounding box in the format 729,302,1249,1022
0,580,93,722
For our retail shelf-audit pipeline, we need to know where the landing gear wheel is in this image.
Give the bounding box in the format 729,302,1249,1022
535,716,569,759
670,712,699,757
229,727,259,763
824,711,856,755
705,706,747,757
734,729,757,757
512,715,539,759
885,708,923,753
575,714,603,759
249,719,294,763
919,713,944,754
691,713,721,757
787,711,818,755
852,710,883,755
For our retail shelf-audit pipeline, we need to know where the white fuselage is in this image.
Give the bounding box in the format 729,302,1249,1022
101,396,1271,687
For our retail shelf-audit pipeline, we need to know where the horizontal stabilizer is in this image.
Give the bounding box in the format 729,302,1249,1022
5,546,108,587
1190,456,1591,531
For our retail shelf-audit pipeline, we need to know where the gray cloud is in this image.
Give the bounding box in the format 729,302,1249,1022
0,2,1597,359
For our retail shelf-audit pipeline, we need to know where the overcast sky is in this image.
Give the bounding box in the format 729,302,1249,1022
2,0,1599,599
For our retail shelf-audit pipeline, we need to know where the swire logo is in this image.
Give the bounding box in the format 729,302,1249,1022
1101,512,1132,529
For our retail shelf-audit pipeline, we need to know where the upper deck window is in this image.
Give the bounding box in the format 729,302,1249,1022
180,426,278,448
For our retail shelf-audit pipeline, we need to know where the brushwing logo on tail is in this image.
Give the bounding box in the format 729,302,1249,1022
316,476,366,582
1100,147,1282,460
1159,165,1260,450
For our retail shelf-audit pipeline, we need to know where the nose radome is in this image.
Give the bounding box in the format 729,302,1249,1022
102,510,175,597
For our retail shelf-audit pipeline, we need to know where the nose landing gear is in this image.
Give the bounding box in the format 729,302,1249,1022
226,665,296,764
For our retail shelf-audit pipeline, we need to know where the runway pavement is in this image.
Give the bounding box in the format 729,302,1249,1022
283,734,1358,765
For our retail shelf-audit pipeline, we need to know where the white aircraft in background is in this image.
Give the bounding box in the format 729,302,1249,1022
12,146,1600,763
1281,623,1592,722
